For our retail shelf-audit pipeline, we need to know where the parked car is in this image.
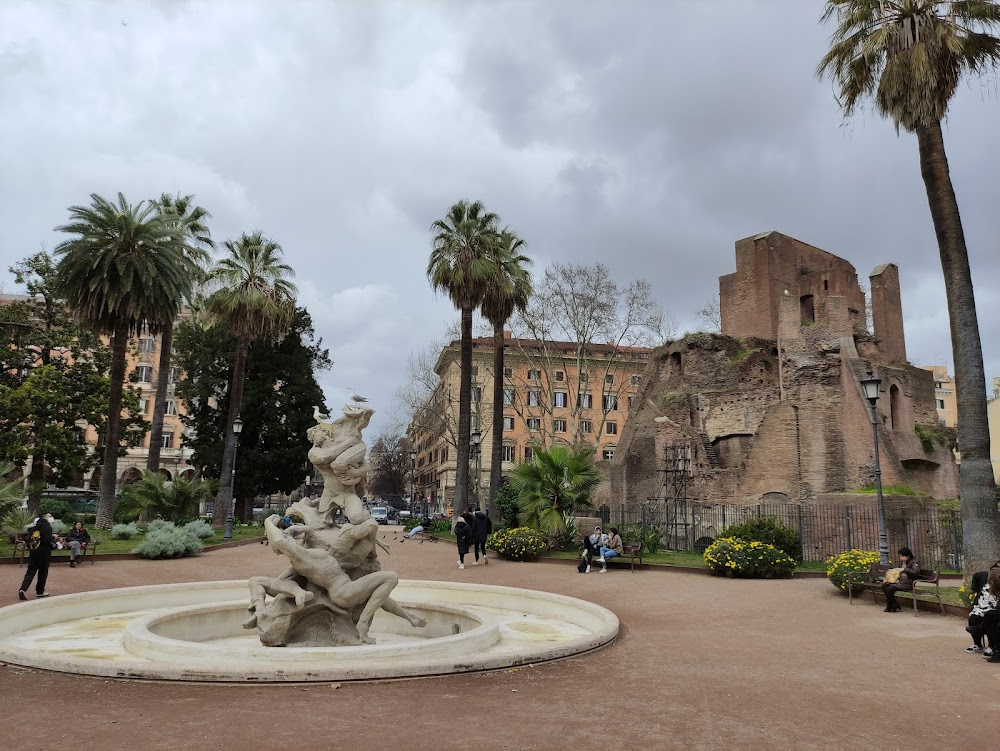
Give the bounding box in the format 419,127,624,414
370,507,389,525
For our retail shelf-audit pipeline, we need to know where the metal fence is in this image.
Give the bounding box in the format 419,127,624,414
594,501,965,572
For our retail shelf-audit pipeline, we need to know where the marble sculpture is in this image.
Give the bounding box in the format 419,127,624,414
244,404,426,647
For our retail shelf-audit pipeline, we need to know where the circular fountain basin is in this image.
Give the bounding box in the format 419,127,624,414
0,580,618,682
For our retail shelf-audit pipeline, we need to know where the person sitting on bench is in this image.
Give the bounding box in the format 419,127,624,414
403,517,432,540
65,521,91,568
580,526,607,574
881,547,920,613
966,565,1000,654
597,527,624,574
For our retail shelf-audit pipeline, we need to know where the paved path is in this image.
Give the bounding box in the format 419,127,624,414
1,530,994,751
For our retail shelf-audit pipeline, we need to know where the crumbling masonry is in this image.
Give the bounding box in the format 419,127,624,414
608,231,958,509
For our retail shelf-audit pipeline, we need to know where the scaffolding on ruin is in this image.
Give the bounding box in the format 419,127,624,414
646,439,696,551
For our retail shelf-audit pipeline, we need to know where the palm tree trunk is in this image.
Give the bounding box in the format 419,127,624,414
96,324,129,529
146,322,173,472
916,121,1000,575
488,324,506,518
213,338,248,529
453,307,473,519
26,451,45,516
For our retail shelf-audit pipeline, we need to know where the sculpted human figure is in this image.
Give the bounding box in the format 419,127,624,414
259,515,397,643
306,406,373,525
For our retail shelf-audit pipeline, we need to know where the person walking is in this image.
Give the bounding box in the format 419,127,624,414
455,513,474,570
472,509,492,565
18,513,54,600
65,520,91,567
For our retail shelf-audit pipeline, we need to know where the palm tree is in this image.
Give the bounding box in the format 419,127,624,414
818,1,1000,574
510,445,600,537
54,193,201,528
146,194,214,473
427,200,501,517
116,470,214,523
480,229,532,515
205,232,296,529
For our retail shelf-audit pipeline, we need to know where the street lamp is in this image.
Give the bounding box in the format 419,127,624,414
471,429,482,512
223,414,243,540
860,370,889,565
409,448,417,515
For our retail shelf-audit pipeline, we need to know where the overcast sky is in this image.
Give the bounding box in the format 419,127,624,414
2,0,998,438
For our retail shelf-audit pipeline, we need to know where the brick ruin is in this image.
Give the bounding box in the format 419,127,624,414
608,231,958,512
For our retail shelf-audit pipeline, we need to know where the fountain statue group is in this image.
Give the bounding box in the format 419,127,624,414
244,404,427,647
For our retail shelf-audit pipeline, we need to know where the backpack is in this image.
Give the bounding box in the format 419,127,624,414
28,528,42,552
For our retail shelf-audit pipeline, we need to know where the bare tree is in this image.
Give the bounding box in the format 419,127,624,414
696,295,722,333
509,263,674,449
367,430,413,505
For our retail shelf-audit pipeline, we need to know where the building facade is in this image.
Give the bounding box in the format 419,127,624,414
990,377,1000,483
921,365,957,427
407,334,652,510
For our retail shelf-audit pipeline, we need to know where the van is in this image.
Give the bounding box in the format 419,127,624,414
370,507,389,525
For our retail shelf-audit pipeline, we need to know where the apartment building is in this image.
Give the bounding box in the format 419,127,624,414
990,376,1000,483
407,333,652,510
1,293,195,490
921,365,957,427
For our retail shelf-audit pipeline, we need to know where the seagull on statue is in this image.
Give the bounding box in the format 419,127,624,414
313,405,331,422
347,387,369,406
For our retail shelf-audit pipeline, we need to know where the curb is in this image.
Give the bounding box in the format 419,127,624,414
0,535,265,566
536,554,829,578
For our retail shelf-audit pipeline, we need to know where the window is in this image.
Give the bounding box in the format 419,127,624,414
937,399,945,409
165,400,178,416
127,431,144,448
471,386,482,403
503,388,515,406
605,421,618,435
605,374,614,385
555,370,565,382
503,416,514,431
554,418,567,433
603,394,619,411
554,391,568,408
935,381,942,389
160,432,174,449
470,414,478,430
578,392,593,409
603,447,616,461
524,445,534,461
135,365,153,382
442,447,449,462
628,395,635,408
528,369,540,381
139,398,149,415
168,366,180,383
72,427,85,445
503,367,513,378
471,366,479,377
502,445,516,462
528,390,541,407
527,418,541,431
581,420,592,433
630,374,640,386
138,338,155,354
579,372,588,382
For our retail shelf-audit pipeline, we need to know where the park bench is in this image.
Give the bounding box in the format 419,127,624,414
10,538,99,566
847,562,943,615
399,530,438,544
593,541,643,572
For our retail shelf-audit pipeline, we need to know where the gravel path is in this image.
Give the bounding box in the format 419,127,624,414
1,530,993,751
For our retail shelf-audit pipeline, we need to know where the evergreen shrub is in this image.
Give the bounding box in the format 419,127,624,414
486,527,547,561
704,537,795,579
722,517,802,560
134,522,203,559
111,522,141,540
826,549,880,591
183,520,215,539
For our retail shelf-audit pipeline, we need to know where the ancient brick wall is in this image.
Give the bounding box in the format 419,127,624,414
870,263,907,364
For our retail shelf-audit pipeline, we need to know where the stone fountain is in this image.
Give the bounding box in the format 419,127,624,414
0,404,618,683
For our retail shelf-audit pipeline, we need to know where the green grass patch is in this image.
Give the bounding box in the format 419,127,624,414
847,483,923,496
898,586,966,609
0,525,265,558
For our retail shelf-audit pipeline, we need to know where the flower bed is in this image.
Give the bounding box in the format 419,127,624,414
703,537,795,579
486,527,547,561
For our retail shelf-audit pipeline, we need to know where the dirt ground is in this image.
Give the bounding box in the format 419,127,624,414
1,530,996,751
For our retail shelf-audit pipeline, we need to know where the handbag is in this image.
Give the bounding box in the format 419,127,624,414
884,567,902,584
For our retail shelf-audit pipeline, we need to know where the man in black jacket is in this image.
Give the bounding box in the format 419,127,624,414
472,510,493,565
18,513,54,600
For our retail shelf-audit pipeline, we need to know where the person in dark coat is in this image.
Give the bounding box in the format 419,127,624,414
880,546,920,612
65,521,91,567
472,510,493,565
454,514,474,570
19,513,54,600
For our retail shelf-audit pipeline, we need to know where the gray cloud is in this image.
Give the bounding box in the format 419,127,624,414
1,0,997,440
